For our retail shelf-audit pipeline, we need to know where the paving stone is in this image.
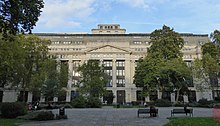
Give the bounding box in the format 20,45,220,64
20,107,213,126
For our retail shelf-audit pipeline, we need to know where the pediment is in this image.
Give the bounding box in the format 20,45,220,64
86,45,130,53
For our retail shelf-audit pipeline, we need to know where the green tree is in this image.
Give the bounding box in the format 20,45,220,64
0,0,44,36
0,34,21,87
13,35,50,101
210,30,220,45
148,25,184,60
77,60,107,98
193,42,220,92
40,59,68,102
161,59,192,103
134,25,188,102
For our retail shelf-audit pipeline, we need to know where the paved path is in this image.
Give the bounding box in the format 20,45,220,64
20,107,213,126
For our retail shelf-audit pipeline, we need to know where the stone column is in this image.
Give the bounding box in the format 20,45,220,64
171,93,175,103
183,95,189,103
125,55,131,87
40,95,45,103
112,89,117,104
27,92,33,103
53,97,58,102
126,89,131,103
112,59,116,88
66,60,73,102
130,88,137,102
157,90,162,99
130,60,135,86
145,96,150,102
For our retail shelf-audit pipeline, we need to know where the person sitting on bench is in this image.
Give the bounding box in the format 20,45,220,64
184,104,190,115
150,105,157,117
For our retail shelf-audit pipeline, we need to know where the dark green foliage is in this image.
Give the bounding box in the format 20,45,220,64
0,0,44,36
77,60,108,97
71,96,87,108
197,99,215,107
210,30,220,45
103,91,114,104
165,117,220,126
149,25,184,60
155,99,172,107
133,25,189,103
18,111,54,121
1,102,27,118
63,103,72,108
131,101,141,106
174,101,185,107
87,97,102,108
35,111,54,121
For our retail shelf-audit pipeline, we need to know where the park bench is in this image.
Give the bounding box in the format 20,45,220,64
137,108,158,117
171,109,193,117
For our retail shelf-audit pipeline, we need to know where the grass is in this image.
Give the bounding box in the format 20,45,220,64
165,117,220,126
0,118,25,126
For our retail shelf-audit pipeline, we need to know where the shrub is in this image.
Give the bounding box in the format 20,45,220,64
198,99,215,108
35,111,54,121
18,111,54,121
198,99,209,105
71,96,86,108
63,103,72,108
174,101,185,107
87,97,102,108
131,101,141,106
1,102,27,118
155,99,171,107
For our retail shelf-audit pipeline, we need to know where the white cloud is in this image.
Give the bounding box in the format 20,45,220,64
37,0,96,31
118,0,149,9
117,0,169,10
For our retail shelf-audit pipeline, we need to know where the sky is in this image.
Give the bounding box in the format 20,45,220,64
33,0,220,34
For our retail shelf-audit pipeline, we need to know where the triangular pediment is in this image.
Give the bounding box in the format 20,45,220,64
86,45,130,53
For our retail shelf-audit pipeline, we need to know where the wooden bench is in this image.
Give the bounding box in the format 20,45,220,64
171,109,193,117
137,109,158,117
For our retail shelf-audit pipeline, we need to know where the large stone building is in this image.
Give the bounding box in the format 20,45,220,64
1,24,214,103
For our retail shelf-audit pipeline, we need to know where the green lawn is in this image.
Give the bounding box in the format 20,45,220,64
0,119,25,126
165,117,220,126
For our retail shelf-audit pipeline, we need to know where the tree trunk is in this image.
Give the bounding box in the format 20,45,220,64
175,89,180,104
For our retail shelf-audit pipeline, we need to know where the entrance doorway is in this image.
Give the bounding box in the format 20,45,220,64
117,90,125,104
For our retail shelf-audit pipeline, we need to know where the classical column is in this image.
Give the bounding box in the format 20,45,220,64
112,89,117,104
130,60,136,87
145,96,150,102
183,95,189,103
130,88,137,102
40,95,45,103
124,56,131,87
125,90,130,103
112,59,116,88
27,92,33,103
171,93,175,103
157,90,162,99
66,60,73,102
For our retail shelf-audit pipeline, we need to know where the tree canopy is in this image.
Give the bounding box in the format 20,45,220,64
77,60,108,98
148,25,184,60
134,25,190,102
0,0,44,36
210,30,220,45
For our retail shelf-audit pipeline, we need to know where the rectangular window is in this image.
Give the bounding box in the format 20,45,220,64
116,79,125,87
116,69,124,76
116,60,125,67
103,60,112,67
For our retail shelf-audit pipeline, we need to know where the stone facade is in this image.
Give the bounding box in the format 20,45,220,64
0,24,214,103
